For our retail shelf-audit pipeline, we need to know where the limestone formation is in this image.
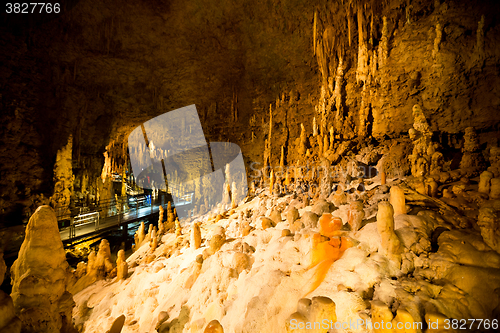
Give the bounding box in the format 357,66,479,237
10,206,75,333
93,239,114,279
301,211,319,229
286,207,299,225
50,135,74,216
478,171,493,194
390,186,407,216
460,127,485,169
286,296,336,333
191,222,202,249
269,169,275,194
490,178,500,200
347,200,364,231
204,319,224,333
133,222,146,251
258,216,275,230
309,296,336,332
408,104,435,177
285,312,308,333
425,177,438,197
371,301,393,333
318,213,342,238
116,249,128,280
269,208,282,224
150,227,158,252
376,202,403,267
175,218,182,237
477,206,500,254
299,123,307,156
0,251,21,333
329,185,347,207
158,205,165,235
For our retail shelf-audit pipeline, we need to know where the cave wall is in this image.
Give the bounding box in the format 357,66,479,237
1,0,499,225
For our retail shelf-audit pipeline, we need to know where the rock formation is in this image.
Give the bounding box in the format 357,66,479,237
10,206,75,332
347,200,364,231
191,222,202,249
390,186,407,216
376,202,403,267
0,251,21,333
460,127,485,169
116,249,128,281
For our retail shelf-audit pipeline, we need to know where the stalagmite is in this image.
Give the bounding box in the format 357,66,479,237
158,205,165,235
380,168,386,185
371,301,394,333
477,206,500,253
478,171,493,194
204,319,224,333
491,178,500,199
93,239,114,279
150,227,158,251
116,249,128,280
460,127,485,169
269,169,275,194
10,206,75,332
347,200,365,231
279,145,285,171
409,104,434,177
376,202,403,267
191,222,202,249
309,296,336,333
322,134,329,153
175,218,182,237
133,221,146,251
390,186,407,216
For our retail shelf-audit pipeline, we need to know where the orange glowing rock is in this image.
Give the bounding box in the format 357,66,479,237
306,234,354,296
318,213,343,237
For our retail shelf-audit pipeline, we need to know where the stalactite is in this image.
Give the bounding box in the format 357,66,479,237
356,3,369,84
379,16,389,67
334,56,344,127
347,5,352,47
476,15,485,56
279,146,285,171
313,10,317,56
329,126,334,150
313,117,318,136
358,85,369,137
316,39,328,85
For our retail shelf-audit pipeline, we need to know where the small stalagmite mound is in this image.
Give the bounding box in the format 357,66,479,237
204,319,224,333
10,205,75,333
